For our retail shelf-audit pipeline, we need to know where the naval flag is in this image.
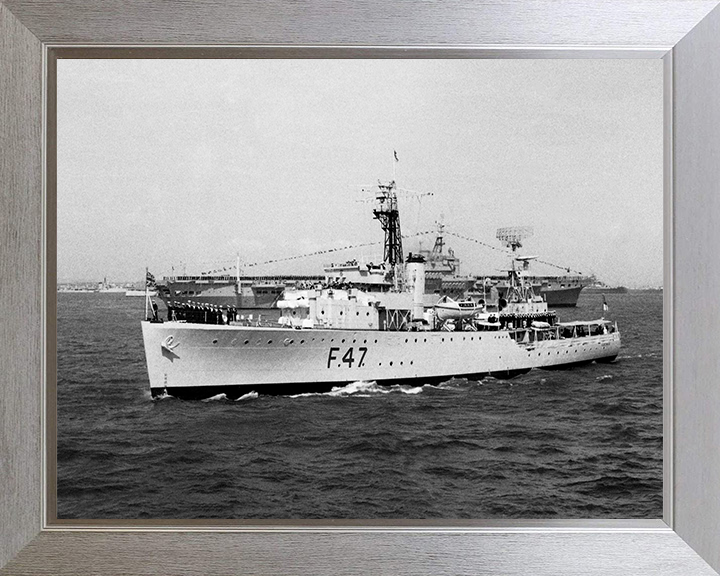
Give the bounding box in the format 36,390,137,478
602,295,609,315
146,270,156,287
394,150,399,162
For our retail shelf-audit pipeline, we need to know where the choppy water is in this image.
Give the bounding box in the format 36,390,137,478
57,291,662,519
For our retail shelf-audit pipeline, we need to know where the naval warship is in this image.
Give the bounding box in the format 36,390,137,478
141,180,620,399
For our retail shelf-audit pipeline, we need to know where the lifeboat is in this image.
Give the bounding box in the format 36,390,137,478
434,296,481,321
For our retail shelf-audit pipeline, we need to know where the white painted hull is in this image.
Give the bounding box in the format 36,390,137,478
126,290,157,297
141,321,621,398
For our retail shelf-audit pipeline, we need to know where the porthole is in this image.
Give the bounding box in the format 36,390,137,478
410,361,414,365
243,340,249,345
389,361,394,366
212,339,218,344
300,340,305,344
268,340,273,345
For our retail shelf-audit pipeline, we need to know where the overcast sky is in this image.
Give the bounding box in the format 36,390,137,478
58,59,663,288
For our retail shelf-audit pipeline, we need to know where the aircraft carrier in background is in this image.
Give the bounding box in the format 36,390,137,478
154,222,591,312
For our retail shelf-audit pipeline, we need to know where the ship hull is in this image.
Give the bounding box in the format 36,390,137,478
156,282,282,308
494,284,584,307
141,321,620,399
583,287,629,294
126,290,157,297
540,285,584,307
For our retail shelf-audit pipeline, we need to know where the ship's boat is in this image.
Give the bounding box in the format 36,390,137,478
141,179,621,400
434,296,481,321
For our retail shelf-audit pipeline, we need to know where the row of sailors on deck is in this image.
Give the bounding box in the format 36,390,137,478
166,301,242,325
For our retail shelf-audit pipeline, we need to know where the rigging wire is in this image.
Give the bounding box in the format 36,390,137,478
443,230,584,275
194,229,582,276
199,231,436,275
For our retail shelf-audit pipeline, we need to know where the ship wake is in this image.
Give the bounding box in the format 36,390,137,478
201,393,229,402
199,391,259,402
288,380,463,398
150,390,175,401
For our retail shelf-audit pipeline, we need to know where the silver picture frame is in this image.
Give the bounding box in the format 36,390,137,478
2,1,720,574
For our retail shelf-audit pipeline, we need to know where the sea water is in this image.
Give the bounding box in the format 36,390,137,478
57,291,662,519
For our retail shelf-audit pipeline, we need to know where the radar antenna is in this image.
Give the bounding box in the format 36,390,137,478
496,226,534,252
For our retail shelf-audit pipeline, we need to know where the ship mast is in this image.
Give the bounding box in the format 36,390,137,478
361,165,433,290
372,180,404,268
431,219,445,257
496,226,536,302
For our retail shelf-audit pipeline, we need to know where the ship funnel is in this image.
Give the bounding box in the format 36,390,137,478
406,253,426,321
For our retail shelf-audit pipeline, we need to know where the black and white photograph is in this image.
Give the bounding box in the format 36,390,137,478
56,58,663,520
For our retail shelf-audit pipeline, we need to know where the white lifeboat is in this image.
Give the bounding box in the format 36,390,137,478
434,296,481,322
